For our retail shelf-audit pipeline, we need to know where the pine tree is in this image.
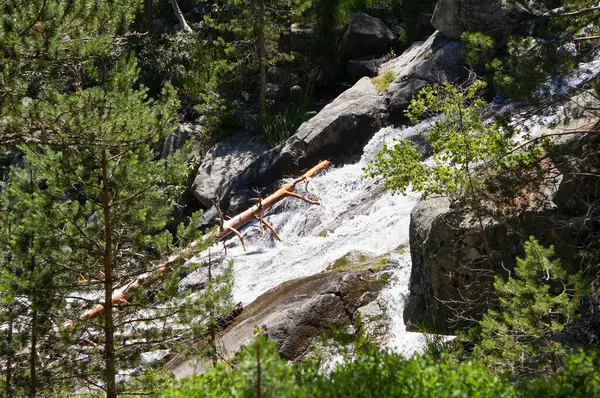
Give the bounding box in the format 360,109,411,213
18,56,192,396
472,237,582,375
0,0,140,145
206,0,307,132
0,154,73,397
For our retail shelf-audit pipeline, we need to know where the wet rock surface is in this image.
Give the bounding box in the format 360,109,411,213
170,268,391,377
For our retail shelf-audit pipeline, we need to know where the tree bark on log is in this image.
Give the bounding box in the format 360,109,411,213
79,160,330,321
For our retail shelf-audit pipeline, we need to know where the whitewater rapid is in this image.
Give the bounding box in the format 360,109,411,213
191,123,428,356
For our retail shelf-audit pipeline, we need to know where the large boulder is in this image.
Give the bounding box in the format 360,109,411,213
281,76,386,166
170,268,391,377
404,190,573,333
338,12,396,60
431,0,531,42
404,90,600,334
380,31,466,84
224,76,386,203
191,135,269,208
379,31,466,122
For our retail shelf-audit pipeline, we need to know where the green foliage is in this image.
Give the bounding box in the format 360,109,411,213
464,1,599,102
366,80,514,201
525,350,600,397
159,337,519,398
0,155,72,396
0,0,139,140
462,32,495,66
372,70,398,93
471,237,582,376
336,0,373,25
160,336,311,398
261,103,310,147
180,38,236,138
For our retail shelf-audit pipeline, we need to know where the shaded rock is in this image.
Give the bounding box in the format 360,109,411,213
338,12,396,60
404,170,579,333
347,56,387,80
404,90,600,334
386,79,429,122
431,0,531,42
191,135,269,208
159,123,201,159
413,41,466,83
281,76,386,166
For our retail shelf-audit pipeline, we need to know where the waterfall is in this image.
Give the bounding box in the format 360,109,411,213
191,122,430,356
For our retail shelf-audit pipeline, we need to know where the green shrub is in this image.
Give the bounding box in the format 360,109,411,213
336,0,373,25
526,350,600,398
261,104,309,147
371,70,398,93
159,337,517,398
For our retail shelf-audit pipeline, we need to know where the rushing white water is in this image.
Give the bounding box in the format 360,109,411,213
190,123,428,356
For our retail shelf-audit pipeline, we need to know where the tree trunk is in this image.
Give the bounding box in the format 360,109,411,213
258,0,267,131
101,150,117,398
28,168,37,398
144,0,153,33
5,307,13,398
208,260,218,367
169,0,193,33
79,160,331,321
29,309,37,398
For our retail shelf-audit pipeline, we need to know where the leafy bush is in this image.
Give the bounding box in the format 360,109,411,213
526,350,600,398
159,337,517,398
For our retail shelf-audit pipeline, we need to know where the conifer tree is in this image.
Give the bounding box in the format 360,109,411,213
16,56,200,396
0,154,73,397
206,0,308,131
0,0,139,144
472,237,582,375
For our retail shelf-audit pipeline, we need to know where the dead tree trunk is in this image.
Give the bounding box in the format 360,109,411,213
79,160,330,321
169,0,193,33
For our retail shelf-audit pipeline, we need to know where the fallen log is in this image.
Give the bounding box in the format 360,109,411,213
79,160,330,321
